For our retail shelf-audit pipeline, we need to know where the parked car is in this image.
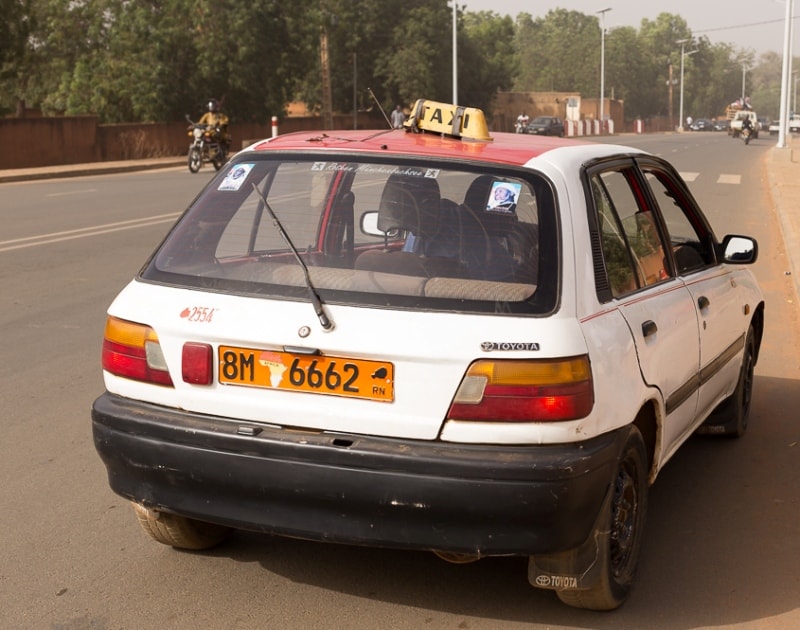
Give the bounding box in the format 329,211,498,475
712,119,730,132
92,98,764,612
757,117,770,133
689,118,713,131
526,115,565,136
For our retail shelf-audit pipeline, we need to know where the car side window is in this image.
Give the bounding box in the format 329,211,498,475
642,170,712,274
591,170,669,298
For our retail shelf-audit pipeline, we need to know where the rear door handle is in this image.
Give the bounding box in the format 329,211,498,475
698,296,710,310
642,320,658,338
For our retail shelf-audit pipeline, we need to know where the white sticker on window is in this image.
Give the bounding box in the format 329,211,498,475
218,163,255,191
486,181,521,214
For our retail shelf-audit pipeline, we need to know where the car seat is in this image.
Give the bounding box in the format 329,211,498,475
355,171,463,277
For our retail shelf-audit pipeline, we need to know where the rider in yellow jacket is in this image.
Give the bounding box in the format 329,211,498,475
198,99,230,153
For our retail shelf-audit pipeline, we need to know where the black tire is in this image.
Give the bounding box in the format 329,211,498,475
703,325,756,437
132,502,231,550
556,427,649,611
188,147,202,173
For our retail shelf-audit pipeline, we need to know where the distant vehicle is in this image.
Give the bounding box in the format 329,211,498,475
757,117,770,132
730,110,759,139
689,118,713,131
712,119,729,132
766,116,800,135
526,116,564,136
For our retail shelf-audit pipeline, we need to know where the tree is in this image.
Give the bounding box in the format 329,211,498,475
458,11,516,113
513,9,599,94
0,0,35,114
604,26,651,118
373,1,453,108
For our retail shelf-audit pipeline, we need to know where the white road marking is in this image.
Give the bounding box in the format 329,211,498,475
718,174,741,184
0,213,180,252
46,189,98,197
680,172,700,182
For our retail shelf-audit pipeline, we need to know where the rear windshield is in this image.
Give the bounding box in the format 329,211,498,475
142,155,559,314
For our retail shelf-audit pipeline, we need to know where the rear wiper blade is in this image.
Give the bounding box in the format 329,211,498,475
251,183,333,331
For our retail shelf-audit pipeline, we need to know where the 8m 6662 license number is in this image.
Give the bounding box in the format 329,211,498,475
218,346,394,402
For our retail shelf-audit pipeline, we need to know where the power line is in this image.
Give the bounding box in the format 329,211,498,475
693,16,800,36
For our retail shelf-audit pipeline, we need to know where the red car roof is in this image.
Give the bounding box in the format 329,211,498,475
248,128,589,167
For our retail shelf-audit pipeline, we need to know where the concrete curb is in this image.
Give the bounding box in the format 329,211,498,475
766,144,800,303
0,157,186,184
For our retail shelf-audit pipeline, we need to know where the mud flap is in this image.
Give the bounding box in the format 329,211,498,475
527,481,613,592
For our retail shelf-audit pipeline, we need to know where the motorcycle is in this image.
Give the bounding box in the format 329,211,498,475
185,114,228,173
741,126,752,145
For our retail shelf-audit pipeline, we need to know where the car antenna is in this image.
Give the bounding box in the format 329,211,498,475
368,88,393,129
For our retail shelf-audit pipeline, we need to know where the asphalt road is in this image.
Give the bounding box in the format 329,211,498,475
1,137,798,630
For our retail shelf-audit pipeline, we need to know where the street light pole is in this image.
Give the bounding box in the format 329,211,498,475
677,39,695,132
742,63,747,102
778,0,794,148
597,7,612,127
452,2,458,104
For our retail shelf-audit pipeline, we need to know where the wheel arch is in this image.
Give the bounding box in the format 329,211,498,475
632,399,658,484
750,301,765,364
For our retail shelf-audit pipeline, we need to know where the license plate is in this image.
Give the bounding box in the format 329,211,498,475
218,346,394,402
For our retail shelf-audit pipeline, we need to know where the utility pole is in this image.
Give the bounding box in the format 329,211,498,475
668,61,674,130
319,8,334,131
597,8,612,126
452,2,458,104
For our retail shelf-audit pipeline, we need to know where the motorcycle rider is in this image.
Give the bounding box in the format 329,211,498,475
741,115,754,143
198,98,230,155
515,112,529,133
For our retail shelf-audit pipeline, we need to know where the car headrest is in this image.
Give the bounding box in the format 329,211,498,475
378,170,441,235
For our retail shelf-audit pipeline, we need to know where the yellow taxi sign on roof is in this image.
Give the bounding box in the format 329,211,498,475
403,99,492,142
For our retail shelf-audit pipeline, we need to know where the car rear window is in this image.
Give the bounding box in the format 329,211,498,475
142,155,559,314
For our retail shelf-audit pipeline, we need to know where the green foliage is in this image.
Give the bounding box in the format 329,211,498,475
515,9,600,94
0,0,792,124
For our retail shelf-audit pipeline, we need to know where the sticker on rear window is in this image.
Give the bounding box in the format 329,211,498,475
218,163,254,191
486,181,521,214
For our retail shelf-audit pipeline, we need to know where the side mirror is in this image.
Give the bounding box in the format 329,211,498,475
721,235,758,264
360,211,399,238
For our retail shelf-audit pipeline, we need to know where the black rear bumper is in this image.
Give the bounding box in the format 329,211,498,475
92,392,626,555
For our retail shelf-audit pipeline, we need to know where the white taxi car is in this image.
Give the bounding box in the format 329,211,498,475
92,99,764,611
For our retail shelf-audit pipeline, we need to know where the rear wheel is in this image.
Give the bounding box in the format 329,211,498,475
132,502,231,550
702,324,756,438
188,146,202,173
555,427,648,611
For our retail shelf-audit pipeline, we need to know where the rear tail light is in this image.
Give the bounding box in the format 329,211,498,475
182,342,213,385
101,316,174,387
447,356,593,422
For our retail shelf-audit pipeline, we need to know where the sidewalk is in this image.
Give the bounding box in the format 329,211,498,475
0,156,185,183
766,141,800,301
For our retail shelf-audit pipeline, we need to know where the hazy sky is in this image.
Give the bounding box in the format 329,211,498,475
460,0,799,56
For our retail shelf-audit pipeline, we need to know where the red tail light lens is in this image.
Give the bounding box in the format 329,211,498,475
447,356,593,422
182,342,213,385
101,317,174,387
